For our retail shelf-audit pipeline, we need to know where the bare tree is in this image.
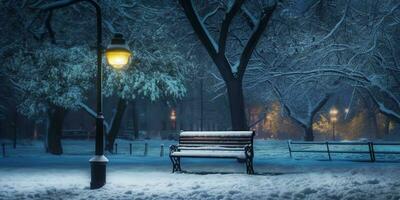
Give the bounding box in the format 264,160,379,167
178,0,276,130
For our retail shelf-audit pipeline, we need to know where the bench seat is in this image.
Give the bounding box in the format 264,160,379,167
171,150,246,159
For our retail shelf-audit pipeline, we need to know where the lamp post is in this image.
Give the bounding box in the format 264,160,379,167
42,0,132,190
329,108,338,141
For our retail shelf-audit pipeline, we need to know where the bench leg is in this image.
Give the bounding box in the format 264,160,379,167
246,157,254,174
170,156,181,173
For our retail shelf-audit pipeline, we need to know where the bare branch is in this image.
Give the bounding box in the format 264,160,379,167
218,0,244,54
179,0,218,55
306,0,349,47
240,6,256,29
179,0,233,81
237,5,276,79
202,5,222,24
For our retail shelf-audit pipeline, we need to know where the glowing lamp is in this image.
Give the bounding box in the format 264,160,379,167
170,110,176,121
329,107,339,123
329,108,338,116
105,33,132,69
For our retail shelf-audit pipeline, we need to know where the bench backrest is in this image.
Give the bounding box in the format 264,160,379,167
178,131,255,148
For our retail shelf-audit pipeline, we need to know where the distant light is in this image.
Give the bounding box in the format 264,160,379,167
329,108,338,116
330,107,338,122
170,110,176,121
105,33,132,69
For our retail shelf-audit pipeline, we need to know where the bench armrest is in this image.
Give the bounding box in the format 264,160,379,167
169,144,179,155
244,144,253,158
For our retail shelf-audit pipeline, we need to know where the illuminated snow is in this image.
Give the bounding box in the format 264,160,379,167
0,139,399,200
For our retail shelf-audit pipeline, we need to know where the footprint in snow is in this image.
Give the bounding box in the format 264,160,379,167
191,185,200,190
301,188,317,195
228,190,239,195
366,179,379,184
352,181,361,185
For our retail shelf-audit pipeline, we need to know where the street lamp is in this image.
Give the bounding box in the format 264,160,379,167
42,0,132,190
329,108,338,140
89,33,131,189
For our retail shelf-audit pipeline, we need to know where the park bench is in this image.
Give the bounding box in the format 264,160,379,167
169,131,255,174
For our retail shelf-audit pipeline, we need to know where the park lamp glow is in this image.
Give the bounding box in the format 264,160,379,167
105,33,132,69
330,108,338,122
329,108,338,116
170,110,177,121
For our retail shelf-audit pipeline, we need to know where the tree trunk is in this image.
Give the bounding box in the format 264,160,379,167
226,79,248,130
303,126,314,141
132,100,139,140
106,98,127,152
47,105,67,155
383,117,390,136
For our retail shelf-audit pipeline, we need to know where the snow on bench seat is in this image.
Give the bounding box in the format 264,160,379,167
179,131,253,137
177,146,244,151
171,150,246,159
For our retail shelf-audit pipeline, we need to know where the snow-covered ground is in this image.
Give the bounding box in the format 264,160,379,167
0,139,399,200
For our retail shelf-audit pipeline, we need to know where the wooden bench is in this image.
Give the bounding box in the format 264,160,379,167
169,131,255,174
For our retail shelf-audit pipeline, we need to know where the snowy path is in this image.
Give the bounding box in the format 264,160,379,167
0,140,399,200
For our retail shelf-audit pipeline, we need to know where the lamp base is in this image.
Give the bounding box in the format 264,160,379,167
90,155,109,189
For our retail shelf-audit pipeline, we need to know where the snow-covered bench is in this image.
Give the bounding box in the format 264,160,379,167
169,131,255,174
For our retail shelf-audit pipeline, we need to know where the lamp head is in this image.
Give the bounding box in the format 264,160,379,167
105,33,132,69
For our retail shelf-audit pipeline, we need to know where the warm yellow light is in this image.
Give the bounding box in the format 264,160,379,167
105,51,132,69
170,110,176,121
105,33,132,69
329,108,338,116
